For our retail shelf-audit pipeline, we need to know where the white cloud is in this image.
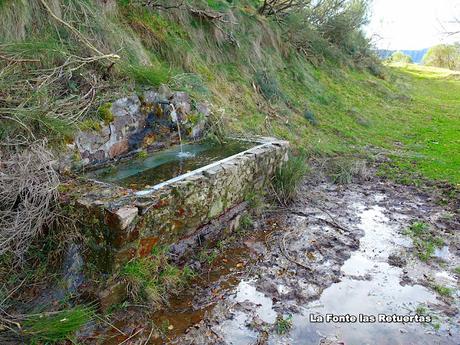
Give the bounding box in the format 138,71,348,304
366,0,460,50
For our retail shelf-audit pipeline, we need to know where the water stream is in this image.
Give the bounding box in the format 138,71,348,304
171,104,187,158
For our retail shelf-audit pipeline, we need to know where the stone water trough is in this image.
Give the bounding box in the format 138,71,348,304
61,88,289,278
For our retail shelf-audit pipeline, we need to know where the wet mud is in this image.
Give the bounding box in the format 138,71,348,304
81,176,460,345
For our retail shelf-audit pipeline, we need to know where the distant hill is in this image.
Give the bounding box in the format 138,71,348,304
377,48,429,64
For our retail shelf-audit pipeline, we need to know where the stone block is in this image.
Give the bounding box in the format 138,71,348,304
108,139,129,159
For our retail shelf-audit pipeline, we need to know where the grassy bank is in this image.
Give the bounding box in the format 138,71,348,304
275,63,460,184
1,1,458,184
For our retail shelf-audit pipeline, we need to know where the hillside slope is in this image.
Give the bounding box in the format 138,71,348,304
0,0,458,184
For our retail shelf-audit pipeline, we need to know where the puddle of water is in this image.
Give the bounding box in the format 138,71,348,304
86,140,255,189
217,311,259,345
232,280,277,324
434,246,451,261
280,199,457,345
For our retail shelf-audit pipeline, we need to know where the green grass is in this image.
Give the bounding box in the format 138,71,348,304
415,304,427,315
239,213,254,230
121,249,193,305
272,154,309,205
307,64,460,184
432,284,453,297
404,221,444,262
275,315,293,335
197,247,219,265
23,306,94,344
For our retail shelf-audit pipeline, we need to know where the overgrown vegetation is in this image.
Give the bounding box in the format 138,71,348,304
0,141,59,261
121,246,194,306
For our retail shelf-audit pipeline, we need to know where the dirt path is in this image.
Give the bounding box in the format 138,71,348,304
172,177,460,345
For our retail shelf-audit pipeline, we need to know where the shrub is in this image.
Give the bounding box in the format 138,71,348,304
388,51,413,64
255,69,286,102
0,141,59,261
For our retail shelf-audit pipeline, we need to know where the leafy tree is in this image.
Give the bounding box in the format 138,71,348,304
422,44,460,70
266,0,372,64
388,51,413,63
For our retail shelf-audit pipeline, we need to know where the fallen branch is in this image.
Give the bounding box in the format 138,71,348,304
0,54,40,63
290,209,348,233
189,8,225,21
278,231,311,271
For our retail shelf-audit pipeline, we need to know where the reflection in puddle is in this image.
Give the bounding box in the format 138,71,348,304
233,280,277,324
281,198,456,345
434,246,451,261
216,280,277,345
218,312,259,345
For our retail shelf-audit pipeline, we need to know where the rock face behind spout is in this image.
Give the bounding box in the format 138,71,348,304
66,88,210,171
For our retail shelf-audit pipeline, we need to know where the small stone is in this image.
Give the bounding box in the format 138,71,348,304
388,253,407,267
171,91,191,116
108,206,138,231
143,90,160,104
158,84,173,100
111,95,141,118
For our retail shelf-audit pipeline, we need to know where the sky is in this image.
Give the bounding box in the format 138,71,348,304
366,0,460,50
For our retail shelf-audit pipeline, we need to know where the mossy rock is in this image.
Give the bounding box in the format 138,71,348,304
79,119,102,132
98,103,114,125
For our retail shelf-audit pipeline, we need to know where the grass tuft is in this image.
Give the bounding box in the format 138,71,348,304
405,222,444,262
275,315,293,335
432,284,453,297
120,248,193,306
272,154,309,205
23,306,94,344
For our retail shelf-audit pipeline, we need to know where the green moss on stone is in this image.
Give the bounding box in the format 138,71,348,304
98,102,114,125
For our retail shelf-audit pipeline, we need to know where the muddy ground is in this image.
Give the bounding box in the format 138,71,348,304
81,172,460,345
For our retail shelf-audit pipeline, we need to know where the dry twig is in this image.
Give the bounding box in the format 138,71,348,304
0,141,59,261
